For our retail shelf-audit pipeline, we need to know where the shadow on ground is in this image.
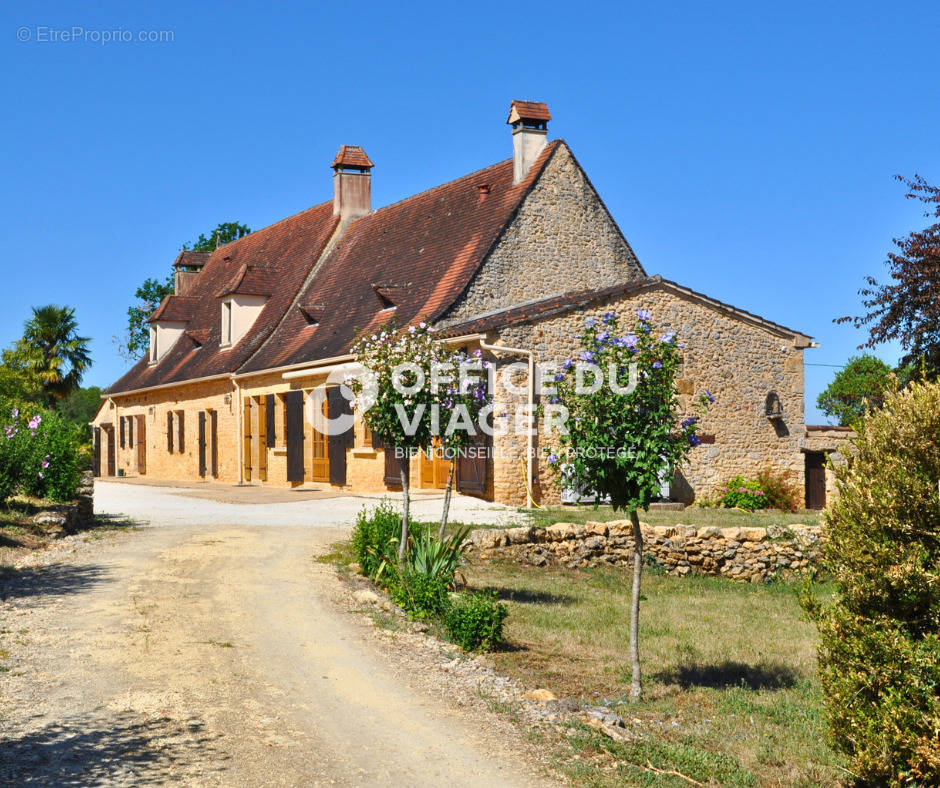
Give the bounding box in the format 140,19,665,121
655,660,800,690
475,585,577,606
0,711,228,785
0,563,111,602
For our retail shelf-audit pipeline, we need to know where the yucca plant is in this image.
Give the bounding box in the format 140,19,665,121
407,524,471,582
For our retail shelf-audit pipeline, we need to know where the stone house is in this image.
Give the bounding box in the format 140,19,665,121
94,100,825,507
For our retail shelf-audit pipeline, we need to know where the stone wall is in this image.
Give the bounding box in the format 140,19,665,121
441,143,644,325
466,520,822,583
31,471,95,536
488,281,808,506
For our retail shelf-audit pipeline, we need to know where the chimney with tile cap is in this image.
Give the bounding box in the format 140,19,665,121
507,100,551,184
332,145,373,223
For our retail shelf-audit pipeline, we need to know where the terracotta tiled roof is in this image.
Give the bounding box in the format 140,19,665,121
147,296,199,323
173,250,211,269
215,264,274,298
507,100,551,124
331,145,374,169
107,201,339,393
442,275,814,343
239,141,563,372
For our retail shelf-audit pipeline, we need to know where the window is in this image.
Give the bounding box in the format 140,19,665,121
221,301,233,346
149,327,158,364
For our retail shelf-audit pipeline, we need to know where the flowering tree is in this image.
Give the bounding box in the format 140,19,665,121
549,308,711,699
0,406,82,504
350,324,491,560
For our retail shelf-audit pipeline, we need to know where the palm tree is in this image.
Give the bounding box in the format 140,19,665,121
14,305,91,404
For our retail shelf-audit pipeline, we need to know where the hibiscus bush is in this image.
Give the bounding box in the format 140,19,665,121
717,475,767,511
0,403,84,504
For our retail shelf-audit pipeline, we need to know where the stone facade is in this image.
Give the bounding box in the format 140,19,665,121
442,144,644,324
466,520,823,583
484,281,809,506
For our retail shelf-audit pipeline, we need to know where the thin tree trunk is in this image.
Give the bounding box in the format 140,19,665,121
398,453,411,562
438,461,455,540
629,508,644,700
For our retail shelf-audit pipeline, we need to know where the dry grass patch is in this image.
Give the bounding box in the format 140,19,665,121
467,561,846,786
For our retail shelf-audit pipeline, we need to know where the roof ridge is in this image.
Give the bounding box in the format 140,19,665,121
366,142,560,219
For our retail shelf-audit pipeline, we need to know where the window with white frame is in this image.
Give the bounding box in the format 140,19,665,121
221,300,233,346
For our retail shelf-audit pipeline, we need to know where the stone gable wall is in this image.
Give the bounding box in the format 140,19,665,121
442,144,644,325
466,520,822,583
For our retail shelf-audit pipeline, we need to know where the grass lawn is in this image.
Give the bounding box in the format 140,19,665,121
466,560,845,786
522,505,823,531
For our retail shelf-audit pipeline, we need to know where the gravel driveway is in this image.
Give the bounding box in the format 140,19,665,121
0,482,550,786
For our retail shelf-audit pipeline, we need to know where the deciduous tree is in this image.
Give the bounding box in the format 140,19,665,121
550,309,710,699
816,354,893,426
839,175,940,378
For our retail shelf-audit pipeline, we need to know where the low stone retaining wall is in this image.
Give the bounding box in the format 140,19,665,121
30,471,95,537
466,519,823,583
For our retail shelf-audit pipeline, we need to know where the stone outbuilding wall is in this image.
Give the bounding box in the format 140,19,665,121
486,280,810,506
466,520,823,583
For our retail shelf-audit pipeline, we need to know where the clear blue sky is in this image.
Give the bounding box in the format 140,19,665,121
2,1,938,422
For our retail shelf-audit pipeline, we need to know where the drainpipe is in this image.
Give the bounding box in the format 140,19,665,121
478,339,536,508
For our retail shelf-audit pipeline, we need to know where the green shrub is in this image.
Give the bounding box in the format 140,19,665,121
0,404,83,504
802,380,940,785
408,524,470,581
351,500,400,578
443,591,508,652
390,570,450,620
717,475,767,510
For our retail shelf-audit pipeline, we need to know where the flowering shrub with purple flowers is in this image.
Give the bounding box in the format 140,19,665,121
0,401,83,505
550,308,712,511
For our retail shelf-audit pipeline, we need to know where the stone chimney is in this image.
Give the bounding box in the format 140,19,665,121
332,145,373,223
507,100,551,184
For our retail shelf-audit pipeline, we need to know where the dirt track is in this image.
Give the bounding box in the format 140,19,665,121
0,482,553,786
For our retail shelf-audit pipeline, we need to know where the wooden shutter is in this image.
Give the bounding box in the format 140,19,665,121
265,394,276,448
210,410,219,478
457,432,490,495
383,443,403,488
242,398,252,481
135,415,146,474
167,412,174,453
257,397,268,482
177,411,185,453
119,416,125,448
93,427,101,477
106,425,116,476
285,390,304,482
127,416,134,448
198,411,207,478
327,387,351,485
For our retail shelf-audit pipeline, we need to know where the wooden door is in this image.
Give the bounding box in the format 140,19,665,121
805,452,826,510
210,410,219,478
93,427,101,477
420,439,451,489
311,396,330,482
135,415,146,475
198,411,207,478
242,398,252,481
457,432,490,496
285,390,305,483
257,396,268,482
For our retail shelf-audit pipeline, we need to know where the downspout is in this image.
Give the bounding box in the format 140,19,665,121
478,339,536,508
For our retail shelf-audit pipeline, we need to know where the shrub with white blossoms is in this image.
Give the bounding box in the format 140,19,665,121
349,322,492,558
548,308,713,700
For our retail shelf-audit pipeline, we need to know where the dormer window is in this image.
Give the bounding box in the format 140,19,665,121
219,294,267,350
148,321,187,365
